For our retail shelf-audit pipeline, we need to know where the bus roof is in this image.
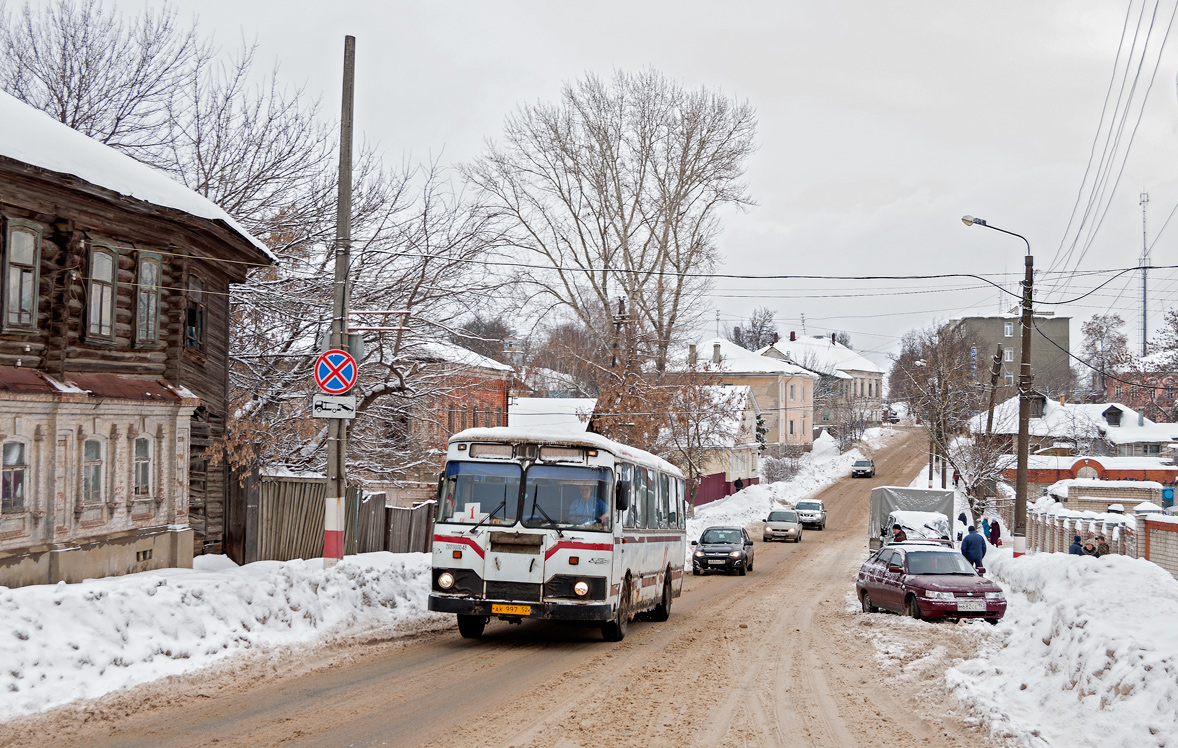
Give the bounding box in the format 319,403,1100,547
449,427,684,479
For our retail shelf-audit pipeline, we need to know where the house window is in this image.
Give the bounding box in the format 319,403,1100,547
790,384,795,401
4,223,40,330
185,274,205,351
1005,373,1014,386
88,246,116,339
448,408,455,433
868,382,873,397
789,419,795,436
1004,321,1014,337
484,406,491,427
1,441,27,513
1004,347,1013,362
822,411,830,422
496,407,502,426
1145,444,1161,456
83,438,103,503
136,256,161,345
133,437,152,497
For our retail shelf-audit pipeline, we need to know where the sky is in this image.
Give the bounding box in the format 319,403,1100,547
121,2,1178,366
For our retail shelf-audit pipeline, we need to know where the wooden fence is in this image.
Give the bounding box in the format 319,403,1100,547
225,469,436,565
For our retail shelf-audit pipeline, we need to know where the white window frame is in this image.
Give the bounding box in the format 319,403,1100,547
1004,347,1014,362
3,219,42,332
88,244,118,341
82,437,105,505
135,254,162,347
133,436,153,499
1005,373,1014,386
1004,321,1014,337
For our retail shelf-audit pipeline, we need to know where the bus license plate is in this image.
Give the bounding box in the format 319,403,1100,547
957,599,986,612
491,604,531,616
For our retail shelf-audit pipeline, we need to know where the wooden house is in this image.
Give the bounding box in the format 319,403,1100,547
0,92,273,587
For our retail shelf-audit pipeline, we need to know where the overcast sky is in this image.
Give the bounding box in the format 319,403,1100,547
155,1,1178,367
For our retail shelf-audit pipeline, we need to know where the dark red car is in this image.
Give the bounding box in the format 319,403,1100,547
855,543,1006,624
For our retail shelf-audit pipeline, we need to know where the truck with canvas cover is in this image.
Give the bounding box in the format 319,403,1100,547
868,486,956,550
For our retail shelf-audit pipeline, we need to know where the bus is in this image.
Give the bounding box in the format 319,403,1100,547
428,427,687,641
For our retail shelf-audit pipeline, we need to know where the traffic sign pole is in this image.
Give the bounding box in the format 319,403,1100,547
325,35,355,569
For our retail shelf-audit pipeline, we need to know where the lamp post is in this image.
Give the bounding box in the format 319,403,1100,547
962,215,1032,558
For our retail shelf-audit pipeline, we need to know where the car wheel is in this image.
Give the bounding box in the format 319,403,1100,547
737,563,747,576
820,523,826,531
747,558,753,572
860,590,878,613
692,566,701,576
601,576,631,641
650,574,673,622
985,618,1000,626
763,536,770,542
456,614,487,639
906,595,922,620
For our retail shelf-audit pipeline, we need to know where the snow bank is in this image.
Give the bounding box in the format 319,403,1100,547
947,550,1178,747
0,552,444,721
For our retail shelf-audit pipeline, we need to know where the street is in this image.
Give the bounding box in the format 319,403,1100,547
3,429,990,748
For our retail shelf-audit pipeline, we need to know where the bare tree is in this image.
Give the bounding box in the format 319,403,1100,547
835,331,852,349
727,307,778,350
1081,313,1130,392
0,0,206,159
452,316,513,363
464,68,756,375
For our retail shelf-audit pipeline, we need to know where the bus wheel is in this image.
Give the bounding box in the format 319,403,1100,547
602,577,631,642
650,575,672,622
457,614,487,639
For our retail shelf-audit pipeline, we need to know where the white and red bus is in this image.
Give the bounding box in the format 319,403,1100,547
428,427,687,641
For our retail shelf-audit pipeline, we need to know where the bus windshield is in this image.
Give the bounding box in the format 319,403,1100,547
438,461,521,525
523,465,613,532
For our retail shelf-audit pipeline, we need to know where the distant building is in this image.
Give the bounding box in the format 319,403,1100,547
692,385,762,507
952,310,1071,396
759,332,885,436
509,397,596,433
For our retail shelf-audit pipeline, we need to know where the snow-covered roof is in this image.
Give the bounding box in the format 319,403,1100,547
758,336,885,375
1100,421,1178,445
1046,478,1162,500
411,340,513,372
997,454,1178,471
696,338,817,378
508,397,595,433
0,91,273,261
970,395,1144,439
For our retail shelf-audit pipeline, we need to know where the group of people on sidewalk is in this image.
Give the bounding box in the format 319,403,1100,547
955,514,1003,569
1069,533,1110,557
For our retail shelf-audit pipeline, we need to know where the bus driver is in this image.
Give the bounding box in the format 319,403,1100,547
571,483,609,527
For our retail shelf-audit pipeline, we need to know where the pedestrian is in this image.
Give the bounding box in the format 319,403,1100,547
981,517,991,541
734,477,744,492
1095,533,1110,557
961,525,987,569
1068,534,1083,555
957,512,967,542
989,519,1002,547
952,469,960,487
891,524,908,544
1081,539,1098,556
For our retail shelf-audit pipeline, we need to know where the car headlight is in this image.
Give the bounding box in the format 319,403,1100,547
694,550,705,558
437,572,455,590
729,550,742,558
574,581,590,597
924,590,954,599
985,591,1005,600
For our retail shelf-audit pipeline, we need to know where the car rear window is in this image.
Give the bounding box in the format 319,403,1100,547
768,511,797,522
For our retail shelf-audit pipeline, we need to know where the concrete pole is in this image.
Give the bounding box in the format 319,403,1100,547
325,35,355,568
1014,253,1034,557
985,345,1002,436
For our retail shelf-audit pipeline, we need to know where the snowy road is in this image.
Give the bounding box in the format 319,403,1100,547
3,429,994,748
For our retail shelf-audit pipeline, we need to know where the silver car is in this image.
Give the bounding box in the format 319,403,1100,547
795,499,827,530
763,509,803,543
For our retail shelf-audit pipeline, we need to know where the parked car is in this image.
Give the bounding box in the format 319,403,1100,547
855,544,1006,624
851,459,876,478
794,500,826,530
763,510,803,542
692,526,754,575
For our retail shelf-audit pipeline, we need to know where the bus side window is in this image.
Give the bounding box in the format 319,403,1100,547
658,473,670,529
620,463,635,528
667,476,677,528
678,479,686,529
634,467,648,528
644,468,657,530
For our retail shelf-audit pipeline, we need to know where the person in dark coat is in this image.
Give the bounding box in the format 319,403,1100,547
1082,540,1099,556
891,524,907,543
734,477,744,492
961,526,987,568
989,519,1001,546
957,511,967,542
1095,533,1110,557
1068,534,1084,555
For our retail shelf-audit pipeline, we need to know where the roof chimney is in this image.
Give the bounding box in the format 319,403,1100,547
712,342,722,364
789,331,796,342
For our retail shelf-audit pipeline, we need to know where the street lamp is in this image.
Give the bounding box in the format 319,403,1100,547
962,215,1032,558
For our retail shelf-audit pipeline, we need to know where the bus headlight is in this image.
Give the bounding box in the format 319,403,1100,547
574,581,590,597
437,572,455,590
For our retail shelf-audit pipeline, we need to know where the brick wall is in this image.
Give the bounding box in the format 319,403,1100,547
1143,517,1178,579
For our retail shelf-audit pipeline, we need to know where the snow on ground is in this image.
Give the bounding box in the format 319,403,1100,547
0,552,447,721
685,427,897,562
853,466,1178,748
946,549,1178,748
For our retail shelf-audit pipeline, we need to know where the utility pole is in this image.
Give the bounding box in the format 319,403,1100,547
984,344,1003,436
1141,190,1150,356
1014,252,1033,556
325,35,355,568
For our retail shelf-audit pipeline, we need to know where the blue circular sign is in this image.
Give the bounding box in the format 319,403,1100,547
314,349,358,394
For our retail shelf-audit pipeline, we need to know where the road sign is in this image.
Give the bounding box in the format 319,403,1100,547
315,349,358,394
313,393,357,419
